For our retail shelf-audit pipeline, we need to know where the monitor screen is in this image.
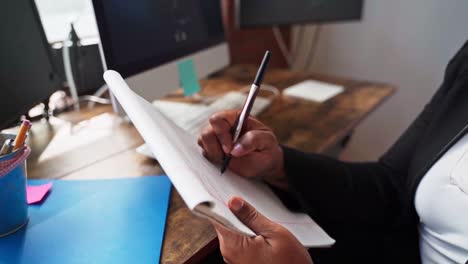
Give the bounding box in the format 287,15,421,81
0,0,59,129
93,0,225,78
237,0,364,28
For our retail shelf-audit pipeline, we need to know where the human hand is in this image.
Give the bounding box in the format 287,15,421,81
197,110,288,190
212,196,313,264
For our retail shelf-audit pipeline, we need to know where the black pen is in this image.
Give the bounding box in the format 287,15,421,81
220,51,271,174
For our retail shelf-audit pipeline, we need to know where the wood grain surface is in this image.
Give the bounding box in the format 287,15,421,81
25,65,395,263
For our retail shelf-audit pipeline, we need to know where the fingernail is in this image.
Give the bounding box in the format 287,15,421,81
222,145,230,154
231,144,243,156
209,115,219,122
230,198,244,212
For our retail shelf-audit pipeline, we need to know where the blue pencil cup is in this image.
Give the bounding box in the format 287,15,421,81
0,138,30,237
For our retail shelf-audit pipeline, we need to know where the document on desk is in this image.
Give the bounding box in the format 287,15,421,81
104,70,335,247
283,80,344,103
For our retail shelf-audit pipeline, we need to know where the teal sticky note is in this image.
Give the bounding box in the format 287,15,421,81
177,59,201,96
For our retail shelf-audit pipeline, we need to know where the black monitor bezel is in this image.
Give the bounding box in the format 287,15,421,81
236,0,364,28
0,0,60,130
92,0,226,79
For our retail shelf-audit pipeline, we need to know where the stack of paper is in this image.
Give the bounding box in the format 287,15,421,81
104,70,334,247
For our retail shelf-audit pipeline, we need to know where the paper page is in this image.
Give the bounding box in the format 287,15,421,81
194,171,335,247
284,80,344,103
104,71,211,209
104,71,335,247
152,100,208,123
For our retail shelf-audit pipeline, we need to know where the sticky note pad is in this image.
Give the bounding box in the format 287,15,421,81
177,59,201,96
27,182,53,204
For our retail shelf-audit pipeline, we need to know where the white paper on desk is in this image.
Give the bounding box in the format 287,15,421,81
104,70,335,248
283,80,344,103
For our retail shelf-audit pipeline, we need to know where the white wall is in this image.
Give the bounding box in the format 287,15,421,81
294,0,468,161
34,0,97,43
35,0,87,14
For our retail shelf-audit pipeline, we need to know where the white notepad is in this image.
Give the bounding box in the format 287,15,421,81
104,70,335,248
283,80,344,103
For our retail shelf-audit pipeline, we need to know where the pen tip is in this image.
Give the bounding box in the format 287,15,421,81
220,155,232,175
220,162,228,174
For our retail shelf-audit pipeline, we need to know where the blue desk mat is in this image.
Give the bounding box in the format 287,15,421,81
0,176,172,264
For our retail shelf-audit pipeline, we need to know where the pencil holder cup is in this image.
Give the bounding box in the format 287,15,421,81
0,135,31,238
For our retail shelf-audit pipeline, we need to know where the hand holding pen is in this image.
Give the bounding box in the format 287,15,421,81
198,109,288,189
220,51,272,174
198,51,288,189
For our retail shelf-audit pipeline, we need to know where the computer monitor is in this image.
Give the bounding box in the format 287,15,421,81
92,0,229,106
236,0,364,28
0,0,60,130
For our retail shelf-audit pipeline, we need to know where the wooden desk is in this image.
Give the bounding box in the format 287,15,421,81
25,65,395,263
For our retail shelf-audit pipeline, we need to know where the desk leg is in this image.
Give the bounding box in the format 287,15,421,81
185,238,220,264
324,131,354,158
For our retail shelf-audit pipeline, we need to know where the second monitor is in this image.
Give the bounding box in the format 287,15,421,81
93,0,229,103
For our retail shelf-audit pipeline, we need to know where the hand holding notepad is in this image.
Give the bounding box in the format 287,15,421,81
103,70,334,247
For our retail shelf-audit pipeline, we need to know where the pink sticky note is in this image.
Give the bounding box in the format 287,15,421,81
27,182,53,204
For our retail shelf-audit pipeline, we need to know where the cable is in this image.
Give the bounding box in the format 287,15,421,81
62,38,80,111
304,25,322,71
291,25,306,64
79,95,112,105
272,26,292,67
87,85,112,108
64,21,112,111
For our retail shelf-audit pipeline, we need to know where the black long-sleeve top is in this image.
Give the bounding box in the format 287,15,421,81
279,40,468,264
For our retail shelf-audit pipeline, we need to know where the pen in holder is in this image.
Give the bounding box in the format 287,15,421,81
0,133,31,238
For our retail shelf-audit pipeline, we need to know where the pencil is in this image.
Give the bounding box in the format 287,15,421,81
12,120,31,151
